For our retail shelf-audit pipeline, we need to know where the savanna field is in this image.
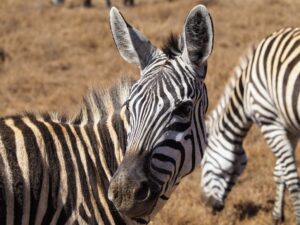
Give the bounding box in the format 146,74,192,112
0,0,300,224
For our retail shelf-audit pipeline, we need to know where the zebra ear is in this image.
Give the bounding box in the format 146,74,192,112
109,7,157,70
182,5,214,69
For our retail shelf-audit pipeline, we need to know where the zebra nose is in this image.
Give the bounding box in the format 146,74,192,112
201,192,224,213
212,202,224,213
108,186,118,202
133,181,151,201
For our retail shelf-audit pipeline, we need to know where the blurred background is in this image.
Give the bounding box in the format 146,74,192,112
0,0,300,224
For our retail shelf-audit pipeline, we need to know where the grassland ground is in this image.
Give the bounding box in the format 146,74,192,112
0,0,300,224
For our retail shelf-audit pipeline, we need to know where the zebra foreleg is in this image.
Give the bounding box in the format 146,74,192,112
105,0,111,8
263,126,300,224
272,162,285,225
51,0,64,5
123,0,134,6
284,137,300,225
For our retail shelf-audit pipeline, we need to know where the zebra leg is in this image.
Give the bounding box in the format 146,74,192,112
263,126,300,224
123,0,134,6
105,0,111,8
83,0,92,7
51,0,64,5
272,162,285,224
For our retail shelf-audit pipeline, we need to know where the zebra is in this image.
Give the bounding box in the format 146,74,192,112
0,80,132,225
0,5,213,225
51,0,134,8
200,27,300,225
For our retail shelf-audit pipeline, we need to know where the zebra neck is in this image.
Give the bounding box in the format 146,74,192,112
94,110,128,175
209,71,252,145
76,113,133,224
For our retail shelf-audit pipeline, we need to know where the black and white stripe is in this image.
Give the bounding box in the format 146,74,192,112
0,79,134,225
201,27,300,224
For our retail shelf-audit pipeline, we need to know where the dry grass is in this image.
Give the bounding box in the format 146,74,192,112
0,0,300,224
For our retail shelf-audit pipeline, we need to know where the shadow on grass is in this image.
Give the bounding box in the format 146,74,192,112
234,201,273,221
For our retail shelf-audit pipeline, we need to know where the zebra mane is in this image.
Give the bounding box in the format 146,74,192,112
13,78,134,126
206,46,256,131
69,78,135,125
161,33,183,59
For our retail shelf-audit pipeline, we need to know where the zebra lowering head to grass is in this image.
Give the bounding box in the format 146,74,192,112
201,27,300,225
0,5,213,225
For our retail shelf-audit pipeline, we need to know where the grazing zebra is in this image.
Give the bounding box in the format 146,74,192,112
200,27,300,224
51,0,134,8
0,5,213,225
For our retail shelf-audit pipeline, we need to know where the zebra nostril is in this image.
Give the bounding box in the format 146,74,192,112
205,196,224,214
134,181,151,201
212,202,224,213
108,187,119,202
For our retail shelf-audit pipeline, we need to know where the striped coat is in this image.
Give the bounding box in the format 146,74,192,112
0,80,135,225
201,28,300,224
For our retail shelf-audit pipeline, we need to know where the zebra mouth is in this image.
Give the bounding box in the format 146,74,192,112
211,202,224,214
108,173,161,218
129,205,153,218
117,188,159,218
201,192,224,213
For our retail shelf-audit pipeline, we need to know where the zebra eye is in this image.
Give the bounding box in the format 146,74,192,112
173,101,193,118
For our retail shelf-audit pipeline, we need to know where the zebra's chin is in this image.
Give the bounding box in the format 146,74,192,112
108,153,161,218
109,184,160,218
123,202,156,219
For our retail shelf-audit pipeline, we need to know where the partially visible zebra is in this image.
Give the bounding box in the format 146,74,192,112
0,5,214,225
200,27,300,224
0,80,132,225
51,0,134,8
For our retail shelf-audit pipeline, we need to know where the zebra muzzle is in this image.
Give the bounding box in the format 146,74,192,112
108,155,160,218
201,192,224,213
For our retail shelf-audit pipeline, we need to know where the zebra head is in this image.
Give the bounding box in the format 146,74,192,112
200,118,248,212
108,5,214,220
